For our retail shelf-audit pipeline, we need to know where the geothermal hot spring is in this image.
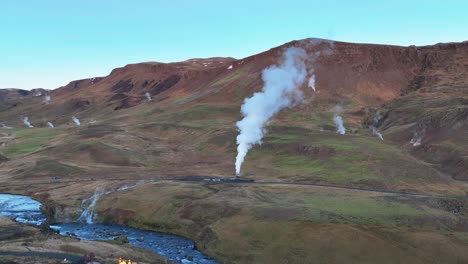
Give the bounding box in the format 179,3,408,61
0,193,217,264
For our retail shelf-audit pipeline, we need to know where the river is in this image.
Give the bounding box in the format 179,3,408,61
0,193,217,264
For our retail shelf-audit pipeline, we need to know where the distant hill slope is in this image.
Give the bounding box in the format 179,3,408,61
1,38,468,264
0,38,467,187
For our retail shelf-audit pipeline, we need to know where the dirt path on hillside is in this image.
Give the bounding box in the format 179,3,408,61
0,176,452,198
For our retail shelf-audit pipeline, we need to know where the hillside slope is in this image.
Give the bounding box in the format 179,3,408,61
1,38,467,263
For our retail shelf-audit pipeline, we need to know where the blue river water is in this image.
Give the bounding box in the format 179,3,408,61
0,194,217,264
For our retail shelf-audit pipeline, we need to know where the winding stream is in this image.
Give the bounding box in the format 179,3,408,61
0,194,217,264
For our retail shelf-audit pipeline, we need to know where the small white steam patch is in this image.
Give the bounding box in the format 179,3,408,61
145,92,152,101
235,47,307,176
72,116,81,126
333,105,345,135
33,90,42,97
227,65,233,70
410,128,425,147
371,126,384,141
410,137,421,146
22,116,33,128
47,122,54,128
43,95,51,104
334,115,345,134
308,75,316,91
369,112,384,141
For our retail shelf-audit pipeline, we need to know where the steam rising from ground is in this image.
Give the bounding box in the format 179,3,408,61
145,92,152,101
235,47,307,176
22,116,33,128
308,75,316,91
410,127,426,146
47,122,54,128
333,105,346,135
371,127,384,141
369,112,384,141
72,116,81,126
43,95,51,104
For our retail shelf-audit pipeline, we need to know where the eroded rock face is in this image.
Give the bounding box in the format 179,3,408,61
42,201,82,224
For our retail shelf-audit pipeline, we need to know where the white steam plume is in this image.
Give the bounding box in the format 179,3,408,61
235,47,307,176
334,116,345,135
333,105,346,135
370,112,384,141
145,92,152,101
72,116,81,126
308,75,316,91
22,116,33,128
371,126,384,141
47,122,54,128
410,127,425,146
43,95,51,104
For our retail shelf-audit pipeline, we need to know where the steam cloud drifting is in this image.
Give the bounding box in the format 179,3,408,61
43,95,51,104
334,116,345,134
410,127,425,146
22,116,33,128
333,105,346,135
235,47,307,176
47,122,54,128
370,112,384,141
145,92,152,101
308,75,316,91
72,116,81,126
371,126,384,141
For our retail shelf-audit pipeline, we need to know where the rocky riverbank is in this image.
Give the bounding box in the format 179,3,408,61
0,217,170,264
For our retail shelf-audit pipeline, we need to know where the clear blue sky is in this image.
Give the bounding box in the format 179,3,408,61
1,0,467,89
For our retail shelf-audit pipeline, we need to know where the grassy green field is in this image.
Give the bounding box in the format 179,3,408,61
0,128,62,157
